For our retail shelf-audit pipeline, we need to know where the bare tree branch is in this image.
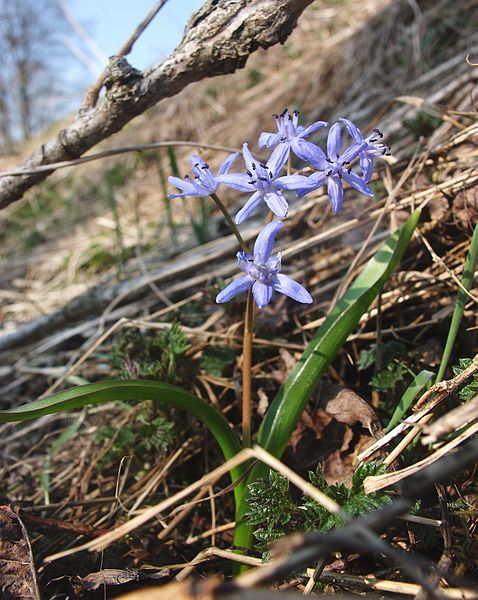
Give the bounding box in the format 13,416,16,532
0,0,314,210
82,0,170,109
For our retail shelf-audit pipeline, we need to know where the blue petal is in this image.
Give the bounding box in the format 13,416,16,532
267,143,289,177
218,152,240,176
342,170,373,196
327,123,342,159
242,143,256,173
259,131,282,148
263,191,288,219
272,274,313,304
290,138,321,162
216,275,253,303
235,191,263,224
360,155,374,183
340,141,366,163
216,173,255,192
327,175,344,213
190,154,206,176
300,142,328,169
252,281,273,308
168,176,200,197
339,117,363,143
296,172,326,197
301,120,328,137
253,220,282,262
276,174,313,190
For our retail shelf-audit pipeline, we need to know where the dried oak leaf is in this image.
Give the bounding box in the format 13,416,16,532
453,186,478,231
0,505,40,600
289,408,332,452
326,388,382,437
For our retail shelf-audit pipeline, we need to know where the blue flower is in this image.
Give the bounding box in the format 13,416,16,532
217,143,312,224
168,152,239,198
216,220,313,309
297,122,373,213
259,108,328,165
339,118,390,182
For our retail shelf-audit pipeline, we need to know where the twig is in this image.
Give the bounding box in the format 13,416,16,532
83,0,170,109
0,0,314,209
364,421,478,493
0,140,240,178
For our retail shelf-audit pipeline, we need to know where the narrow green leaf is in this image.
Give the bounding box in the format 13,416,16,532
385,369,435,433
0,379,245,501
257,209,421,458
233,210,421,558
436,222,478,383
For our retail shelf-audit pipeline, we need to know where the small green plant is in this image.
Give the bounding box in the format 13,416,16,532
200,346,236,377
246,462,390,555
452,358,478,401
111,322,191,385
97,407,175,468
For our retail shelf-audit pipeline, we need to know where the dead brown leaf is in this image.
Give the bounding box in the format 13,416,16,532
326,388,382,437
289,408,332,452
271,348,299,384
0,505,40,600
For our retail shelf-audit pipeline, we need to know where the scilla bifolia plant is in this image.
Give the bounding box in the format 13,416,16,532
0,109,419,558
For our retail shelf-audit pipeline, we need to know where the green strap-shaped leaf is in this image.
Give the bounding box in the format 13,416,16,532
257,209,421,458
233,210,421,560
0,379,245,501
385,369,435,433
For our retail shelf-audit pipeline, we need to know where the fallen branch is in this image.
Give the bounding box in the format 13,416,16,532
0,0,314,209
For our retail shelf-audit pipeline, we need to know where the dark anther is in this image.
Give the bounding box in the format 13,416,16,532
293,110,299,116
280,136,287,142
185,174,190,178
258,176,268,182
273,113,278,119
341,161,350,166
372,128,383,138
326,158,333,163
288,114,292,121
326,170,332,177
260,163,267,169
336,153,340,159
347,167,352,173
248,180,255,185
246,170,252,177
282,108,288,115
252,163,256,170
369,138,377,143
194,163,200,167
268,171,273,179
338,173,342,179
202,164,209,169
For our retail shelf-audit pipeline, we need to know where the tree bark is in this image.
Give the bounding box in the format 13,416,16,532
0,0,314,209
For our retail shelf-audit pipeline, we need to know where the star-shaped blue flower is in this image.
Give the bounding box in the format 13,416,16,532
217,143,312,224
216,220,313,309
340,118,390,182
168,152,239,198
259,108,328,165
297,122,373,213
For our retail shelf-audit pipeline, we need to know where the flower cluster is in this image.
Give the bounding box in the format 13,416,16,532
168,110,390,308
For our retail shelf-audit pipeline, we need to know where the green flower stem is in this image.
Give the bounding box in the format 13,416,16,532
210,193,249,252
242,288,255,447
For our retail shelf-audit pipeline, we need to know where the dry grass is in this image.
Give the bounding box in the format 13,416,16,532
0,0,477,596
